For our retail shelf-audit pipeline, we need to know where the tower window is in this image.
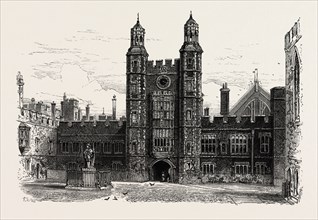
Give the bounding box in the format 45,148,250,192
186,110,192,120
131,111,138,124
131,60,139,72
187,58,194,69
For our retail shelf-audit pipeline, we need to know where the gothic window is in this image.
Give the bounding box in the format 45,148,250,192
103,142,112,154
220,142,227,154
130,84,138,95
255,162,267,175
111,161,122,171
201,163,215,175
67,162,78,171
72,143,80,153
19,126,30,150
93,142,101,153
186,80,194,92
153,129,173,152
230,134,248,155
201,135,217,154
186,110,192,121
131,111,138,124
234,162,249,175
186,142,192,154
132,60,138,73
61,142,69,153
114,142,123,154
35,137,40,152
187,58,194,69
259,132,271,153
294,54,300,121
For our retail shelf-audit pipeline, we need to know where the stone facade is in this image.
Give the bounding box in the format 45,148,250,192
125,14,284,184
18,101,60,179
283,19,302,199
61,93,80,122
18,14,294,188
56,120,126,173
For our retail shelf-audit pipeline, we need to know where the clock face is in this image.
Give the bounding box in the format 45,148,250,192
157,75,171,89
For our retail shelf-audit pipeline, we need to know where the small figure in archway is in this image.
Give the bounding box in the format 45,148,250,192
161,171,166,182
166,172,170,182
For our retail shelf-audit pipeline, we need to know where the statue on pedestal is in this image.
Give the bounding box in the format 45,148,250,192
83,144,95,169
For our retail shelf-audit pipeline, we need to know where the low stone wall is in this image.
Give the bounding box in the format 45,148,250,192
47,169,66,182
201,174,273,185
110,171,148,182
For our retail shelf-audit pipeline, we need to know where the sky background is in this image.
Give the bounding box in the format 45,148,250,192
1,1,313,117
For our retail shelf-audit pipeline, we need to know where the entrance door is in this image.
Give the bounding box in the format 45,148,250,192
36,163,40,179
152,161,171,182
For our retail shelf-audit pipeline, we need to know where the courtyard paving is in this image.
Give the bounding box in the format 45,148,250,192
20,180,288,204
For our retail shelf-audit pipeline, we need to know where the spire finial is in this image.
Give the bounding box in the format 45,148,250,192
190,11,192,19
254,68,258,83
137,13,139,23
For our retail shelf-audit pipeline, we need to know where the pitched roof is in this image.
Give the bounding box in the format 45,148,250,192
229,82,270,116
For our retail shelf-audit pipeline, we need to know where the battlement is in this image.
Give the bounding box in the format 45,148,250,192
147,58,180,73
202,115,273,129
18,107,60,127
58,120,126,135
284,19,301,50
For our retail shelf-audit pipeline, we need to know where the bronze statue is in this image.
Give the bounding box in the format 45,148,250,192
83,144,95,168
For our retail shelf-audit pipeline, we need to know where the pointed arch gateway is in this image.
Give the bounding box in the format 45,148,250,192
149,159,176,182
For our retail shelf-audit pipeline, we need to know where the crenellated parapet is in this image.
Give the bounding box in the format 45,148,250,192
18,107,60,128
147,58,180,74
202,115,272,130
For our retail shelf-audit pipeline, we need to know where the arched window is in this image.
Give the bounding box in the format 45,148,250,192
294,53,300,120
186,110,192,121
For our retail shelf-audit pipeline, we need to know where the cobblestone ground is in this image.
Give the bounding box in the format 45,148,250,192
20,181,288,204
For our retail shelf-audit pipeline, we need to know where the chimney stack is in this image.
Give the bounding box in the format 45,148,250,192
51,101,56,120
78,107,82,121
112,95,117,120
86,104,90,121
63,92,67,101
204,107,210,116
220,83,230,116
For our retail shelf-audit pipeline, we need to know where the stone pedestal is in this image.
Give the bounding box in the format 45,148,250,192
82,167,97,188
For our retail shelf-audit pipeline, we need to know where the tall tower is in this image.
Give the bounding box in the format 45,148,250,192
179,12,203,180
126,14,149,181
16,71,24,108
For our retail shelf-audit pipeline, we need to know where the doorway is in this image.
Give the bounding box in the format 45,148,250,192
152,161,171,182
36,163,40,179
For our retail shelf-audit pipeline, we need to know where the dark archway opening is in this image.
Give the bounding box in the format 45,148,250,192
36,163,40,179
152,161,171,182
